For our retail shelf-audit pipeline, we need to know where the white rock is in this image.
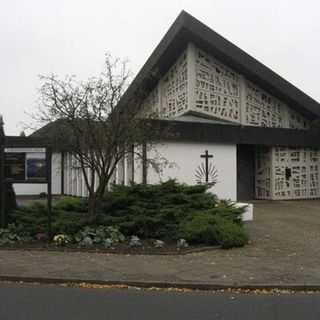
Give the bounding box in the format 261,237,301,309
177,238,189,248
233,202,254,221
129,235,142,247
154,240,165,248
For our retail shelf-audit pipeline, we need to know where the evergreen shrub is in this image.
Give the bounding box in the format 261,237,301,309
10,180,248,248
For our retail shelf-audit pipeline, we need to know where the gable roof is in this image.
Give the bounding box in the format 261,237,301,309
120,10,320,119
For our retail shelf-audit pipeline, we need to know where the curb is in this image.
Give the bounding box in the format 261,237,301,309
0,245,221,256
1,275,320,292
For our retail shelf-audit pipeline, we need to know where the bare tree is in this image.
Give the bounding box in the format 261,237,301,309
35,54,163,217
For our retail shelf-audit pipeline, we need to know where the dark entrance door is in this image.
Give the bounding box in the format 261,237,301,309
237,145,255,201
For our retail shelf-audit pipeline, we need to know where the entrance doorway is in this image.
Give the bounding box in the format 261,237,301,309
237,145,255,201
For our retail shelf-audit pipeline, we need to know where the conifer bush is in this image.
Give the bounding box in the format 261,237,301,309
97,180,247,246
179,213,248,248
10,180,248,248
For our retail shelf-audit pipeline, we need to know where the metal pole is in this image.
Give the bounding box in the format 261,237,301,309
61,151,64,195
47,148,52,239
0,145,5,227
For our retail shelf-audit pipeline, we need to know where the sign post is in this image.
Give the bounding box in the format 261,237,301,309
46,147,52,238
0,145,5,227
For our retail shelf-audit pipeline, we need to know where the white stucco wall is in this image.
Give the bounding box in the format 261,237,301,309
26,142,236,200
143,141,237,201
14,153,61,196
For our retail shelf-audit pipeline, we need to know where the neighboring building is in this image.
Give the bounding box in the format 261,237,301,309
21,11,320,201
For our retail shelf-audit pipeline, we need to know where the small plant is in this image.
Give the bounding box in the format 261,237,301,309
74,226,125,246
39,192,47,199
53,234,70,246
0,224,31,245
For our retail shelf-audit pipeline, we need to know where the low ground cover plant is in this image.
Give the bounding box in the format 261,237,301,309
0,224,32,245
8,180,248,249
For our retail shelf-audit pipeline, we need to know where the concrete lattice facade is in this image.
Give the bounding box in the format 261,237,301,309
255,146,320,200
145,43,310,130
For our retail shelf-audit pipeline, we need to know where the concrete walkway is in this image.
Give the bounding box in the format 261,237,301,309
1,200,320,286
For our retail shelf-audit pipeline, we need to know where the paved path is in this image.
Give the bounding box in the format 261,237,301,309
1,282,320,320
1,200,320,286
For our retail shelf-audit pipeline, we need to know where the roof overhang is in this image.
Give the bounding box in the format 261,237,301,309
4,136,49,148
153,119,320,147
29,118,320,149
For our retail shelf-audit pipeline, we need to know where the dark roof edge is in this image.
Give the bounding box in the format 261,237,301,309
4,136,50,147
29,118,320,149
153,119,320,148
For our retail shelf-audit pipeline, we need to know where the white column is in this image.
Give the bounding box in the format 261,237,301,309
68,153,72,195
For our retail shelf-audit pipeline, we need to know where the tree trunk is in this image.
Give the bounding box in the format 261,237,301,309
87,193,97,218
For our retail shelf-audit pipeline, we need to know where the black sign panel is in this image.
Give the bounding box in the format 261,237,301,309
27,158,47,180
4,153,26,181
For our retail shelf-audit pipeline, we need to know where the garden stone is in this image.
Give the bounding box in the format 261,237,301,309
154,240,165,248
81,236,93,247
104,238,113,248
129,236,142,247
177,238,189,249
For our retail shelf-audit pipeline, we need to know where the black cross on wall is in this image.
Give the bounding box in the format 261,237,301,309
200,150,213,183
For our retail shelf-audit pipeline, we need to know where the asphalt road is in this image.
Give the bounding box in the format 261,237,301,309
1,283,320,320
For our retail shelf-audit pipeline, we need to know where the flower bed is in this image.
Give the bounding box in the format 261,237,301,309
7,180,249,250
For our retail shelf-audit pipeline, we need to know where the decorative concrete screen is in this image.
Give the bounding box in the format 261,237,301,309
256,146,320,200
161,50,188,117
194,49,241,123
142,43,310,130
288,109,310,130
255,146,272,199
273,147,320,199
142,49,188,118
245,81,310,129
245,81,286,128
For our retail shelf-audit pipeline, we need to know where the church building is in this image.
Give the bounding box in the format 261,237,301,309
18,11,320,201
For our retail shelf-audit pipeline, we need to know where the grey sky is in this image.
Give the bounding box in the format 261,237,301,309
1,0,319,135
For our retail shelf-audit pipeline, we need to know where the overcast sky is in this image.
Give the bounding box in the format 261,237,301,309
1,0,319,135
